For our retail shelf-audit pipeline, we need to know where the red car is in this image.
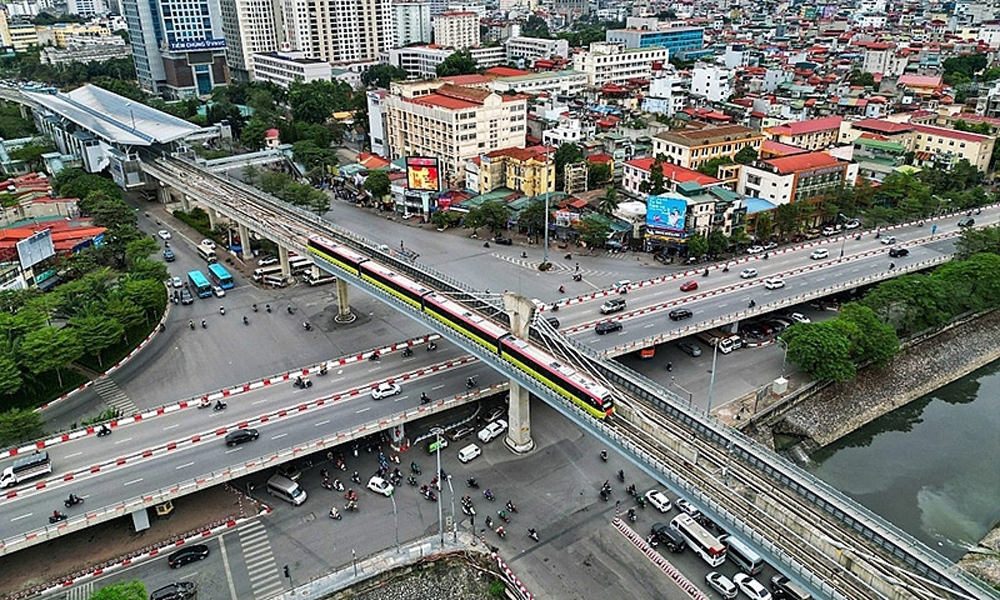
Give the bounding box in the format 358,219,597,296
679,280,698,292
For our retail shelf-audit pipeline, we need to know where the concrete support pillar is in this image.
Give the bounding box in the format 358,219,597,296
502,291,536,454
207,207,217,230
334,278,356,323
180,194,190,212
279,246,291,280
238,223,252,260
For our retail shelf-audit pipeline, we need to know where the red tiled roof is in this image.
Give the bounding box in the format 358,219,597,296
767,116,842,136
441,74,491,86
910,123,990,142
484,147,549,162
485,67,531,78
764,152,843,174
898,74,942,87
410,94,479,110
761,139,808,157
625,158,720,186
853,119,913,134
587,153,612,163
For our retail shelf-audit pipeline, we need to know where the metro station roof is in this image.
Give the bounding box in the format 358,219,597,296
23,84,202,147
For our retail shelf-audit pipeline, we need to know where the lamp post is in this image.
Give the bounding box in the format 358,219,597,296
542,194,550,266
389,492,400,553
837,213,847,258
445,472,456,542
706,340,720,417
777,338,789,375
431,427,444,548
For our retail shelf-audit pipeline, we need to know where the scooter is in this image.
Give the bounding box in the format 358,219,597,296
219,306,226,315
351,471,361,484
49,512,68,524
627,508,637,523
344,500,358,512
527,528,539,542
505,501,517,514
411,462,421,475
242,316,249,325
495,526,506,539
467,477,480,488
483,489,495,501
462,503,476,516
213,400,227,411
466,377,477,389
201,320,207,329
402,347,413,357
407,475,418,486
427,342,437,351
197,400,211,409
599,450,607,462
333,479,345,492
368,353,380,361
64,494,84,508
303,322,312,331
293,377,313,389
329,507,341,520
420,392,431,404
97,425,112,437
498,510,510,524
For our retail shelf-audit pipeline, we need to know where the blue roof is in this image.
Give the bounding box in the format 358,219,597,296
744,197,777,213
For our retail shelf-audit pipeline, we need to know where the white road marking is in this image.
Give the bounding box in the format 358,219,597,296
272,433,287,440
315,420,330,427
356,407,371,414
163,424,180,431
11,513,32,522
123,478,144,486
431,384,445,390
252,399,269,405
65,452,82,459
176,462,194,470
114,438,133,445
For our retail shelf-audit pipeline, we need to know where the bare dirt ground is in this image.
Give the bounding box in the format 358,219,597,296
0,485,257,600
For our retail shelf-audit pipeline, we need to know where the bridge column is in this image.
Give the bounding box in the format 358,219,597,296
157,185,170,204
180,193,190,212
334,278,356,323
279,246,291,281
207,207,217,230
238,223,253,260
503,292,536,454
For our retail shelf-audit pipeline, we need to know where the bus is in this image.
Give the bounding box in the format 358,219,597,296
196,244,217,264
187,270,213,298
289,257,313,274
671,514,727,567
207,263,235,290
253,265,283,281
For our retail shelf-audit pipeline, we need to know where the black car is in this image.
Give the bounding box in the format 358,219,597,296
595,321,623,335
888,247,909,258
494,236,513,245
150,582,197,600
225,428,259,447
167,544,209,568
958,216,975,228
668,308,693,321
650,523,686,552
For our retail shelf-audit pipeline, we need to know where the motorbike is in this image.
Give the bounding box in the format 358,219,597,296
702,268,709,277
466,477,479,488
49,512,68,524
344,490,358,502
646,534,659,548
636,495,646,509
287,305,295,314
411,462,421,475
483,489,495,501
462,503,475,516
329,507,341,520
97,425,112,437
303,322,312,331
498,510,510,524
336,459,346,471
600,488,610,501
319,364,328,375
266,304,272,313
506,501,518,513
219,306,226,315
427,342,437,351
420,393,431,404
617,469,625,483
344,500,358,512
564,253,572,260
527,528,538,542
466,377,476,389
627,508,637,523
252,304,258,312
322,479,333,491
762,252,769,260
424,488,438,502
407,475,418,486
64,494,83,508
198,400,211,409
368,353,380,361
189,320,195,330
599,450,608,462
213,401,227,411
558,285,565,294
333,479,345,492
748,300,756,309
402,347,413,357
572,274,582,282
201,320,207,329
351,471,361,484
626,484,637,499
496,526,506,539
243,316,249,325
293,377,313,389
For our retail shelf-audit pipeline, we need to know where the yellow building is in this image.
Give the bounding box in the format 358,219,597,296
652,124,764,171
0,11,39,52
36,23,113,48
478,147,555,196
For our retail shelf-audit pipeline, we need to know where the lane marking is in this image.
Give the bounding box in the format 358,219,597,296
123,478,143,486
176,461,194,470
315,420,330,427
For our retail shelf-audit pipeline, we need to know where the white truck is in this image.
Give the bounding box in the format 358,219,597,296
1,451,51,488
695,329,743,354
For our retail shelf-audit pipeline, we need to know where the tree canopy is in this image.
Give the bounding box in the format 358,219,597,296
436,50,478,77
361,64,409,88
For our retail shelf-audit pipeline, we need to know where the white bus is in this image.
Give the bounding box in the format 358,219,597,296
253,265,283,281
289,257,313,274
671,514,727,567
196,244,217,264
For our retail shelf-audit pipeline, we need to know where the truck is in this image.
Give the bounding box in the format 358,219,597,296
1,451,51,488
695,329,744,354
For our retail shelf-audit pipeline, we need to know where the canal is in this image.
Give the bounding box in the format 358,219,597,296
810,359,1000,562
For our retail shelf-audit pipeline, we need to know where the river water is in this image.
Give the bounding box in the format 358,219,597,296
809,360,1000,562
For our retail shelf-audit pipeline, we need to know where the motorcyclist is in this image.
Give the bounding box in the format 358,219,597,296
558,285,566,294
506,500,516,512
420,392,430,404
52,510,63,519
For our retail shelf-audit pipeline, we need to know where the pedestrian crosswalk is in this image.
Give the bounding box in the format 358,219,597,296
238,520,284,599
62,581,92,600
93,378,137,417
492,253,624,278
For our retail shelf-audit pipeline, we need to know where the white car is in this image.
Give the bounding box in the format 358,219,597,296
171,276,183,288
763,241,778,251
366,476,394,497
477,419,507,443
809,248,829,260
706,572,739,599
764,278,785,290
740,268,758,279
371,382,401,400
880,235,897,245
788,312,811,324
157,229,172,240
733,573,772,600
746,245,764,255
258,255,278,266
645,489,672,513
200,239,216,249
212,285,225,298
821,226,837,236
844,219,861,229
675,498,700,517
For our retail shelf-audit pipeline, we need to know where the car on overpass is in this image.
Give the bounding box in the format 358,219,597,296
595,321,623,335
888,247,909,258
371,382,401,400
225,428,259,447
679,280,699,292
734,573,772,600
740,268,758,279
764,278,785,290
706,572,739,599
668,308,693,321
646,489,672,512
959,216,975,228
809,249,828,260
600,298,627,314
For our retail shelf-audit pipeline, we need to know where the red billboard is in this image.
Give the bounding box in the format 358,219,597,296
406,157,441,192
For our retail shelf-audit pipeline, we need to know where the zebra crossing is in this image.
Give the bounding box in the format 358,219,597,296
493,253,625,278
93,377,137,417
61,581,92,600
238,520,284,599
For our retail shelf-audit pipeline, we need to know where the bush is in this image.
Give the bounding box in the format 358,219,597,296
0,369,88,412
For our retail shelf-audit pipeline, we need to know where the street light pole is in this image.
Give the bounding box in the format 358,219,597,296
390,492,400,553
432,427,444,548
778,338,788,375
706,340,719,417
445,474,456,542
542,194,550,266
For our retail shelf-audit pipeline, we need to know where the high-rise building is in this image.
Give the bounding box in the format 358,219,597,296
392,2,431,48
281,0,393,63
433,11,478,49
67,0,107,17
123,0,229,98
219,0,282,81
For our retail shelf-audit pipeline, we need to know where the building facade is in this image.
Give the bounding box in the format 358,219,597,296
219,0,281,81
764,116,842,151
251,51,332,87
738,152,849,206
282,0,393,64
605,26,703,54
488,70,587,96
392,2,432,47
477,147,554,196
689,65,732,103
652,125,764,170
642,73,688,116
621,157,719,199
505,36,569,62
383,81,528,186
433,10,479,49
572,42,669,87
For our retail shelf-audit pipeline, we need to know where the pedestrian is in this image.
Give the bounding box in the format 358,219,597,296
666,362,672,372
575,262,580,272
615,500,621,511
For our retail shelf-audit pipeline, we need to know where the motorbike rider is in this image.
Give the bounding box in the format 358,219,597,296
52,510,63,519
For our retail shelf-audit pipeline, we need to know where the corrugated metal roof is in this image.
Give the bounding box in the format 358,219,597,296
24,84,202,146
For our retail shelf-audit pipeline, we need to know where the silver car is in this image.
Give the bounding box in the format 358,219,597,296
706,572,738,599
677,341,702,357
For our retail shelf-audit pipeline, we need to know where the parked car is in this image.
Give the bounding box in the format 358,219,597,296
746,245,764,254
958,216,975,228
809,249,829,260
258,255,278,266
225,428,259,447
764,278,785,290
157,229,172,240
763,241,778,250
493,236,513,246
888,247,909,258
821,226,837,236
844,219,861,229
645,489,672,513
679,280,699,292
276,463,301,481
167,544,209,568
706,572,739,599
477,419,507,443
595,321,623,335
371,382,401,400
449,426,475,442
600,298,627,314
200,239,216,249
733,574,772,600
787,312,810,324
212,285,226,298
740,268,758,279
668,308,693,321
676,341,702,357
484,406,506,423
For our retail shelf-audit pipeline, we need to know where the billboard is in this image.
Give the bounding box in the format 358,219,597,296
168,38,227,52
646,195,688,232
16,229,55,270
406,157,441,192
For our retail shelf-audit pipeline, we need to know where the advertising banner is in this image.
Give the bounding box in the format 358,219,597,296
646,195,687,232
406,157,441,191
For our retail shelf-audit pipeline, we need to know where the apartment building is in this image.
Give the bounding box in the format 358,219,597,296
542,114,595,145
488,70,588,96
605,25,703,55
0,14,39,52
251,51,332,88
388,46,453,79
505,36,569,63
367,90,388,156
764,116,842,152
476,147,554,196
642,73,688,116
690,65,732,103
34,23,112,47
738,152,849,206
392,2,432,47
383,81,528,186
621,157,720,199
282,0,393,64
652,125,764,170
572,42,669,87
433,11,479,49
219,0,281,80
839,118,994,173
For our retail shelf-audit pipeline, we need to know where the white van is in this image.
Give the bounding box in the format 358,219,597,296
262,275,288,288
458,443,482,463
722,534,765,575
266,474,307,505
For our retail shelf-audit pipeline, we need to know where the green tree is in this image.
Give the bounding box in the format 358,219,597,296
124,237,158,270
835,303,899,366
641,154,667,195
10,142,52,172
696,156,732,177
522,15,551,38
69,315,124,367
783,322,856,381
121,279,167,319
436,50,478,77
848,69,876,87
0,408,44,447
241,119,270,151
19,327,84,387
0,353,22,396
554,143,583,190
955,226,1000,260
431,209,462,230
859,274,950,335
89,580,147,600
102,297,144,338
361,64,409,88
578,214,611,247
942,54,987,85
517,200,547,235
774,203,801,239
733,145,758,165
289,80,354,124
686,233,708,257
127,258,169,284
588,161,611,187
707,230,728,256
754,212,774,243
598,187,619,216
464,201,510,233
363,170,391,200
